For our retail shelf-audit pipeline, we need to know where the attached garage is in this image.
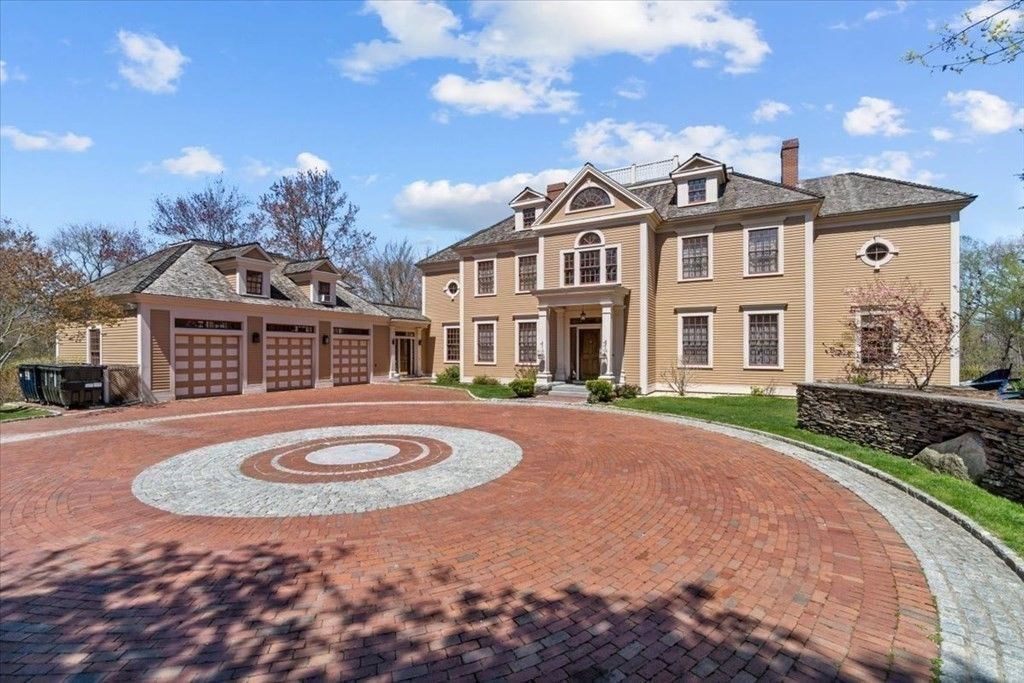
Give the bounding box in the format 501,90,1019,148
333,327,371,385
173,332,242,398
266,330,315,391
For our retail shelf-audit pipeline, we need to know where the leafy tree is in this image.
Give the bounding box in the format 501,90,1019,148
361,239,421,307
50,222,149,282
904,1,1023,72
256,170,374,283
959,233,1024,378
150,177,259,244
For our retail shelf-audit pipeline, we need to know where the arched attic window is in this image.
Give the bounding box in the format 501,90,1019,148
575,231,604,247
569,186,612,211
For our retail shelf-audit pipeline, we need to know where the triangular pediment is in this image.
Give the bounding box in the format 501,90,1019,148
534,164,653,227
509,187,547,206
670,154,724,176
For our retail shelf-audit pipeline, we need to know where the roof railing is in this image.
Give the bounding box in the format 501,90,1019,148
603,156,679,185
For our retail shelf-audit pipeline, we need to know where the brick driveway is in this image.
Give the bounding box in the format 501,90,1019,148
0,385,937,681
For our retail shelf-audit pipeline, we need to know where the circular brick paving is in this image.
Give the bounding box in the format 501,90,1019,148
0,386,942,681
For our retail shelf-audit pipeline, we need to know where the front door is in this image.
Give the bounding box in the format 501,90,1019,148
398,338,413,375
578,328,601,380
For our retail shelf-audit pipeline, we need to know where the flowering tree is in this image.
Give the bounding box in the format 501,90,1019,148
824,278,963,389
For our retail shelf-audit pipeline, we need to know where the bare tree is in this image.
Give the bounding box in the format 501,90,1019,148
256,170,374,283
150,177,259,244
660,363,691,396
361,239,421,307
904,1,1023,72
50,223,149,281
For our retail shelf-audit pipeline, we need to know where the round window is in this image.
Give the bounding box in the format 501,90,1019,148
858,237,897,269
443,280,460,299
864,241,890,263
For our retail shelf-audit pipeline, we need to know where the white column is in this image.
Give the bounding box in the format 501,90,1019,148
388,329,398,379
554,308,566,381
614,305,625,383
560,309,571,380
600,303,615,381
536,307,551,383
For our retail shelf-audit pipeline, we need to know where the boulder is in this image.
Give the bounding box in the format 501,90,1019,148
917,432,988,481
912,448,970,480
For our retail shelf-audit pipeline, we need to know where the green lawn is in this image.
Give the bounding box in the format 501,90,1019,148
436,382,516,399
0,405,51,422
617,395,1024,557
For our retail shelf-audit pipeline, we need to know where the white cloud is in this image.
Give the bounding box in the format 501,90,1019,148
820,150,940,185
865,1,908,22
570,119,780,177
945,89,1024,134
0,61,6,84
691,57,714,68
159,146,224,175
955,1,1024,29
0,60,27,84
242,158,273,178
843,96,909,136
930,127,954,141
432,109,451,125
430,74,577,116
615,77,646,100
116,30,188,94
0,125,93,152
752,99,791,123
281,152,331,176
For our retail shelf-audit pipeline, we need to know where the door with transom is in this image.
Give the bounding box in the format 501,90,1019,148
577,328,601,380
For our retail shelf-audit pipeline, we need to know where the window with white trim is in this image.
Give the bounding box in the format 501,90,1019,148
522,207,536,228
562,230,620,286
563,252,575,286
569,187,611,211
857,312,897,367
245,270,264,295
679,234,711,280
858,237,898,270
517,254,537,292
678,314,711,368
516,320,537,364
746,227,780,275
443,280,460,300
687,178,707,203
604,247,618,283
476,259,495,296
475,322,495,364
746,312,782,368
579,249,601,284
443,325,460,363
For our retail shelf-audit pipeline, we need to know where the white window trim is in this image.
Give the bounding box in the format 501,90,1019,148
514,318,539,366
240,266,271,298
857,236,899,270
443,279,460,300
559,243,622,287
564,184,615,215
87,325,102,365
442,323,461,364
677,231,714,282
474,258,496,297
743,225,784,278
574,230,606,247
743,308,785,370
473,320,497,366
854,310,900,369
515,254,538,294
677,312,713,369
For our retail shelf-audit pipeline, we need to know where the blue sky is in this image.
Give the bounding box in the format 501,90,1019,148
1,0,1021,254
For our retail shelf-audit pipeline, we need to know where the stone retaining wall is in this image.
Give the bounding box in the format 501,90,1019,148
797,383,1024,502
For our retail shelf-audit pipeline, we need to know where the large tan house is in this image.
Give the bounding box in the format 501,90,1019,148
57,241,428,401
417,139,974,395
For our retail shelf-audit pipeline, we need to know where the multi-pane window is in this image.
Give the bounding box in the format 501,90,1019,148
679,315,710,367
523,207,536,228
88,328,101,365
604,247,618,283
517,321,537,364
517,255,537,292
859,313,896,366
680,235,710,279
747,313,780,367
476,323,495,364
477,260,495,295
318,281,331,301
687,178,707,203
578,231,602,246
579,249,601,284
444,326,460,363
747,227,779,275
245,270,264,295
563,252,575,286
570,187,612,211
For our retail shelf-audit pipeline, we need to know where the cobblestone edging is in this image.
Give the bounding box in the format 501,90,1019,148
797,383,1024,503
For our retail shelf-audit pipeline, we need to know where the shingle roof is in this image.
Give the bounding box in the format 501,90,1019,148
417,215,524,266
206,243,266,262
632,172,821,220
372,302,429,321
800,172,975,217
282,257,334,275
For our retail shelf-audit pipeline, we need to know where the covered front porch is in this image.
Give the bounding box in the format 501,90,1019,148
533,284,629,385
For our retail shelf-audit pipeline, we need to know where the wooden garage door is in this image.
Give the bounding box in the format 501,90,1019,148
173,334,241,398
333,337,370,385
266,336,314,391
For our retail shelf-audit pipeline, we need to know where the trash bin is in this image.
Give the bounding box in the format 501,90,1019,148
17,364,42,402
37,364,105,408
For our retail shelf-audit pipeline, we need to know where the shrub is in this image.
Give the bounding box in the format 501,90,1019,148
514,365,538,382
472,375,500,385
749,382,777,397
436,366,460,385
585,379,614,403
614,383,640,399
508,379,536,398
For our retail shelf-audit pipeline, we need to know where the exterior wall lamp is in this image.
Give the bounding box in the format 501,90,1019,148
321,334,330,346
251,332,261,344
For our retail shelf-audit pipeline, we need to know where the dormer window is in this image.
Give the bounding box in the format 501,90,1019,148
523,207,536,228
687,178,707,203
245,270,264,296
318,281,332,303
569,187,612,211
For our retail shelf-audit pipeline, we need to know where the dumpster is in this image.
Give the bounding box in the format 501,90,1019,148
37,364,105,408
17,364,42,402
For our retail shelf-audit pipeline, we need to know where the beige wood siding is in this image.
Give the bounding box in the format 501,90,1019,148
246,316,263,384
423,268,460,374
56,326,87,362
100,316,138,365
653,215,808,389
150,310,171,392
372,324,390,376
463,251,541,379
814,215,952,382
223,267,237,292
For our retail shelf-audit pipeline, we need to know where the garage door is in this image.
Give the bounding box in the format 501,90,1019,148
333,337,370,385
266,336,314,391
173,334,241,398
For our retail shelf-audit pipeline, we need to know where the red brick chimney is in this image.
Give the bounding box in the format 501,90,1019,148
546,182,567,200
780,138,799,186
